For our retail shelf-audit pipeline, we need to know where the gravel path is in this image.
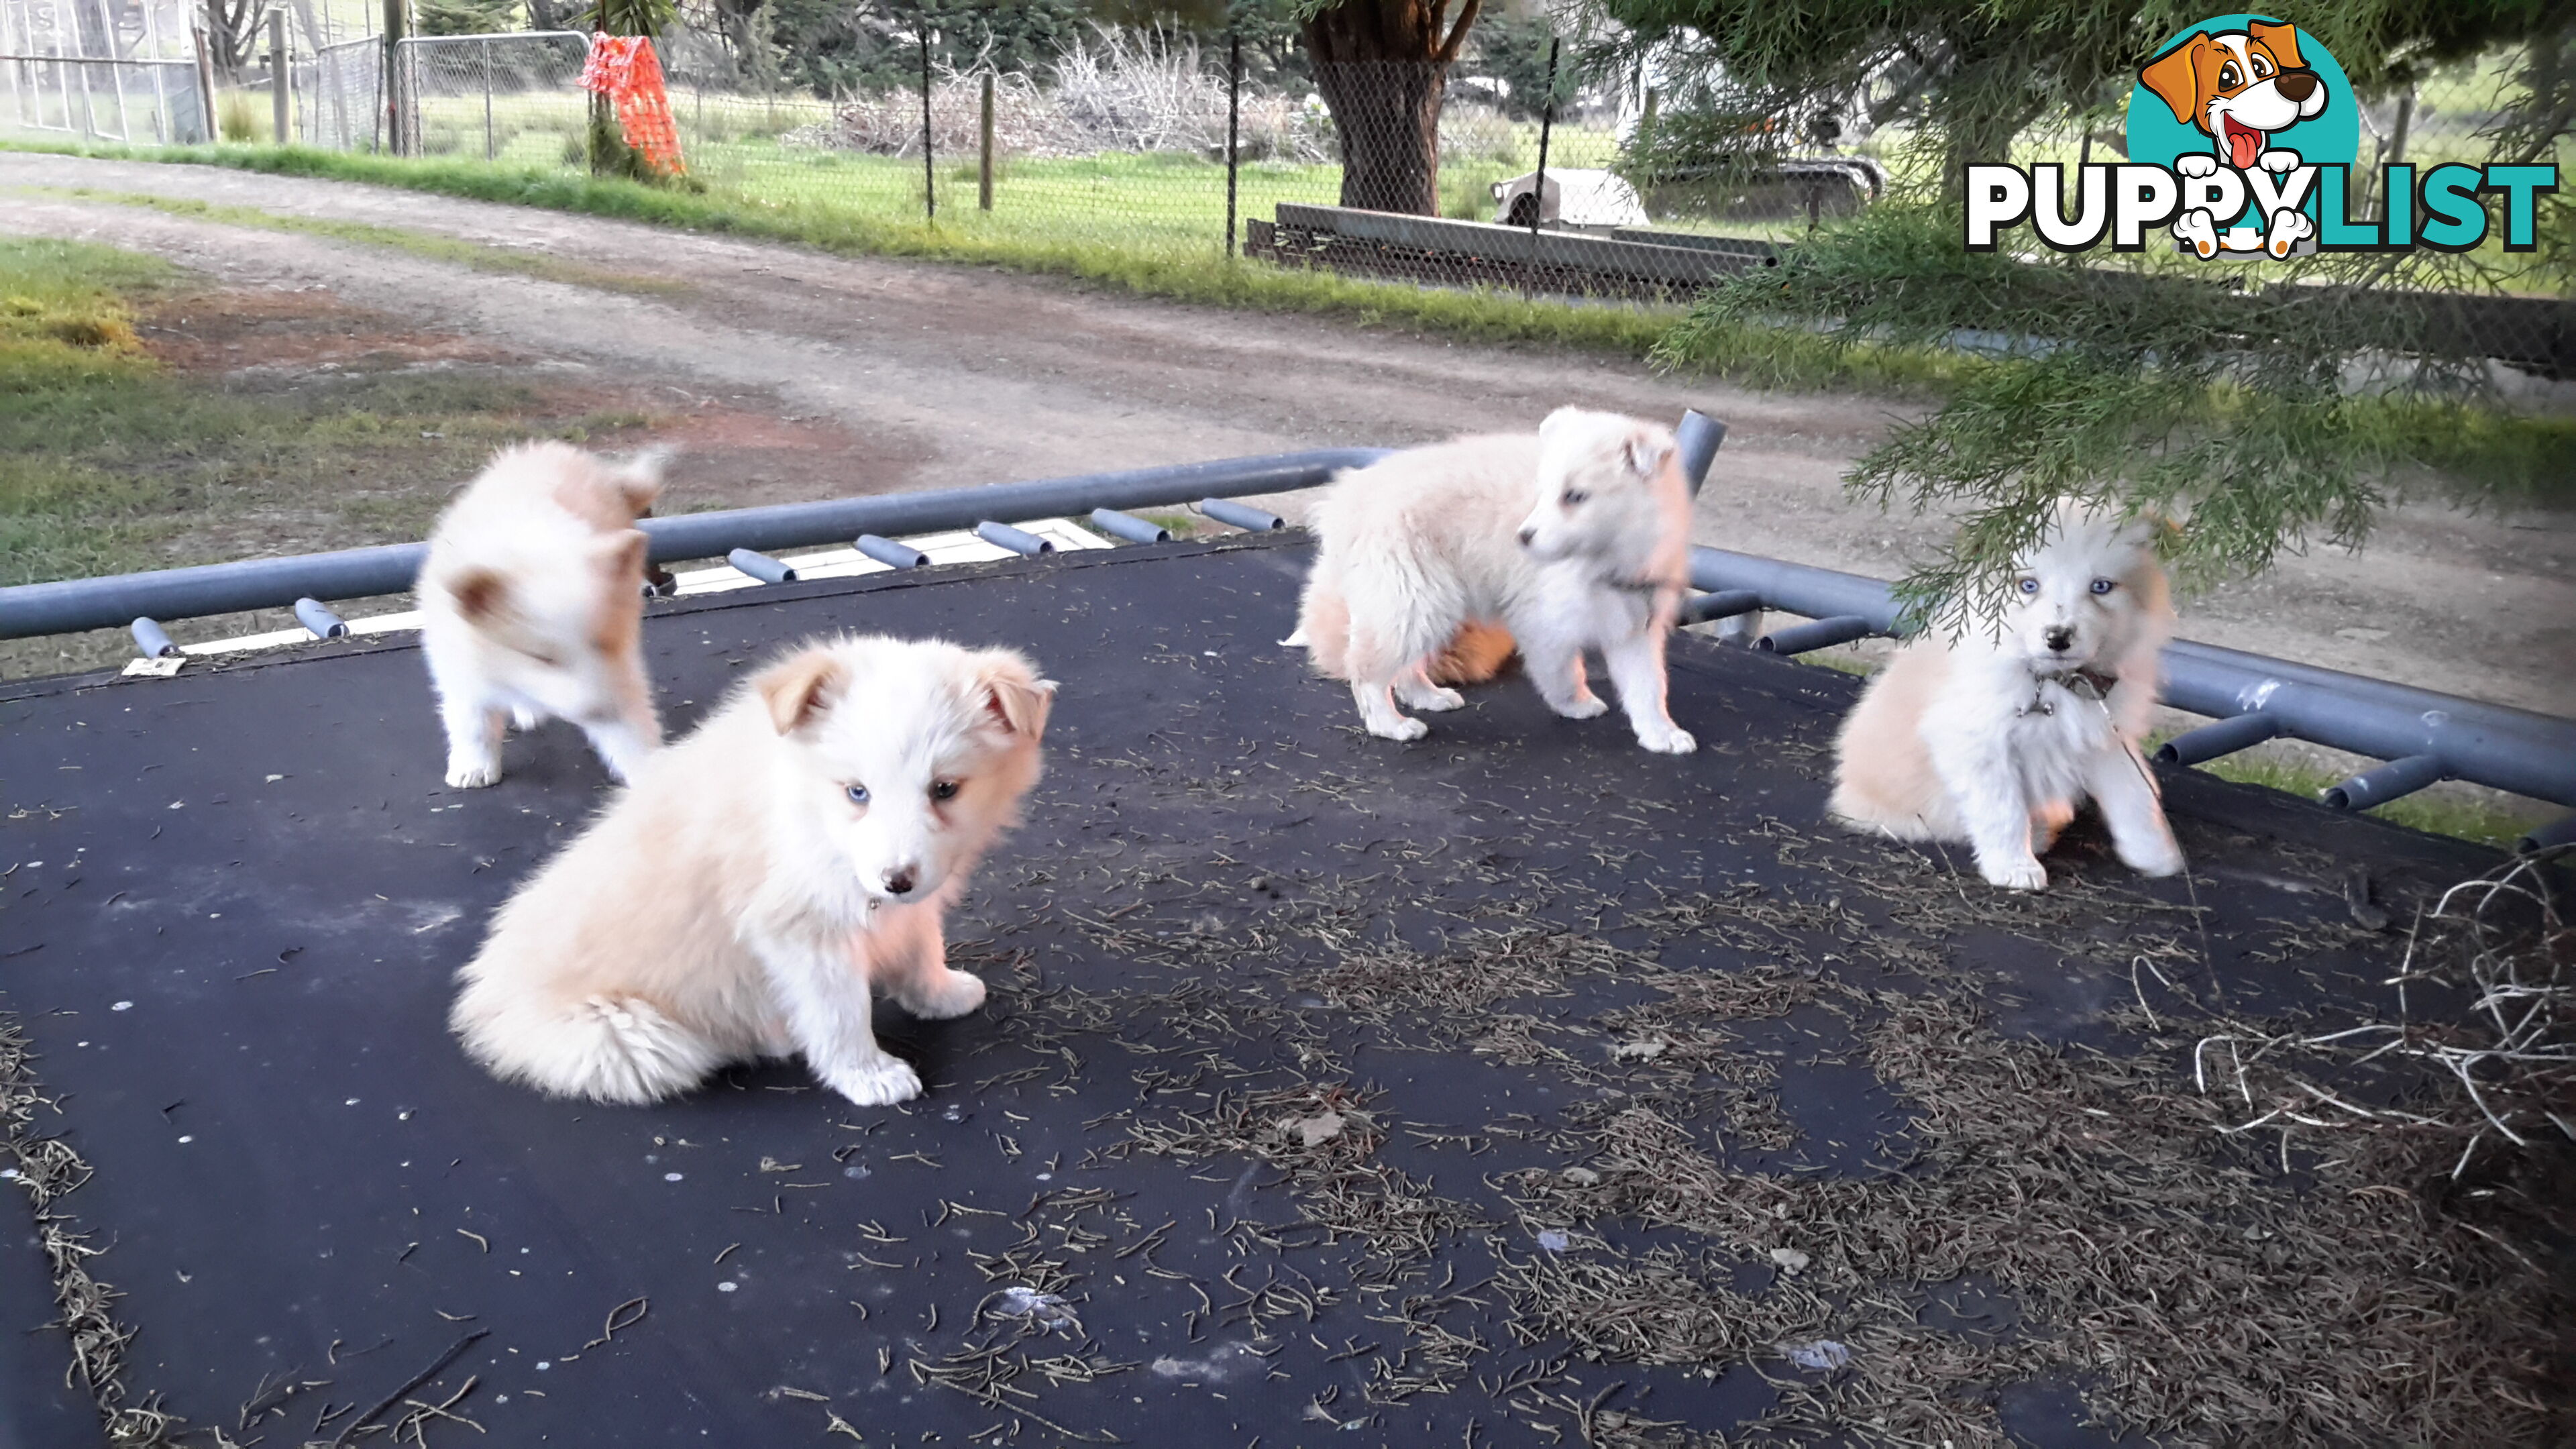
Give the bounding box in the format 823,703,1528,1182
2,151,2569,723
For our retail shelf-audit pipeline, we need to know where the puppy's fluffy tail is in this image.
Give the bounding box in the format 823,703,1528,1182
1429,620,1516,685
451,985,722,1106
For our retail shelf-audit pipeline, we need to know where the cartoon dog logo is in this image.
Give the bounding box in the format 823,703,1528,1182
2139,19,2330,258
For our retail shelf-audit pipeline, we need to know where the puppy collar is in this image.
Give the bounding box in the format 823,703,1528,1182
2020,666,2121,716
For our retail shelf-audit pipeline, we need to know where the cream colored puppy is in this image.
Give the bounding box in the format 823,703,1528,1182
450,635,1055,1107
1830,502,2184,891
418,441,666,790
1290,408,1697,753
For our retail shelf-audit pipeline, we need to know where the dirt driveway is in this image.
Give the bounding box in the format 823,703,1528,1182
1,150,2569,724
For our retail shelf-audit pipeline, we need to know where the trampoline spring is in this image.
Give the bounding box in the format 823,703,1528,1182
727,548,799,585
975,521,1054,556
293,598,349,639
855,534,928,570
1197,497,1285,533
1088,508,1172,544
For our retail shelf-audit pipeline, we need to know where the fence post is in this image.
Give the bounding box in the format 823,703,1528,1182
1529,36,1558,238
380,0,405,155
268,7,287,144
191,27,217,142
977,70,992,211
917,9,934,221
481,35,494,160
1225,28,1240,258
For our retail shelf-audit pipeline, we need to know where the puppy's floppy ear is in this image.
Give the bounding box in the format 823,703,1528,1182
757,648,847,736
2247,19,2304,71
966,649,1056,742
613,445,671,519
1538,405,1586,440
448,567,507,623
1623,423,1675,479
590,528,649,582
2139,34,2210,127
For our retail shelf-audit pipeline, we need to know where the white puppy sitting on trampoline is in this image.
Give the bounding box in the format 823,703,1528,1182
1287,407,1699,753
1829,501,2186,891
450,634,1055,1107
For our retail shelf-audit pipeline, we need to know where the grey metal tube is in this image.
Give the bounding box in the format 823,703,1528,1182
2520,814,2576,855
727,548,798,585
1199,498,1285,533
1678,589,1762,625
2323,752,2447,811
130,617,178,658
1688,548,1907,635
2154,711,2280,766
1673,410,1727,497
1089,508,1171,544
294,598,348,639
976,521,1053,556
855,535,927,570
1759,616,1875,655
1685,545,2576,808
0,447,1393,640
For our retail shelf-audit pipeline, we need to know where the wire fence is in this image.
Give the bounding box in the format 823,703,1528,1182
1,51,204,143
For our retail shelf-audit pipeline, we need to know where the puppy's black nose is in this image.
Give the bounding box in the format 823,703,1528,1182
1516,527,1536,547
2044,627,2074,653
2275,71,2318,102
883,867,917,897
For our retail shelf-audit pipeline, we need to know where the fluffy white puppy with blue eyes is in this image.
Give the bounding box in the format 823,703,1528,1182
1829,502,2184,891
450,635,1054,1106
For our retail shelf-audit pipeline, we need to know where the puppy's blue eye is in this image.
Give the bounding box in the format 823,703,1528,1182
845,784,870,805
1561,490,1588,506
2017,578,2040,594
2090,578,2116,595
930,780,959,802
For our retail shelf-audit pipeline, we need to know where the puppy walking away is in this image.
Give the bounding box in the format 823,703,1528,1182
450,636,1055,1107
1291,408,1698,753
1829,502,2185,890
419,441,667,789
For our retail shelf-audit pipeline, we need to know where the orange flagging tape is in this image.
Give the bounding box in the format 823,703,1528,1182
580,34,686,177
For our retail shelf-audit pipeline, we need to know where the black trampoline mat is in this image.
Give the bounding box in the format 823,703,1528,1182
0,535,2506,1448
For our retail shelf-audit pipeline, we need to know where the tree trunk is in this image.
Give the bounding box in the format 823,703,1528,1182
1299,0,1481,216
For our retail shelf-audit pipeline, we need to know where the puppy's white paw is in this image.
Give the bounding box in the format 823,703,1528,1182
820,1054,923,1107
1638,726,1697,755
1552,694,1610,720
904,968,987,1021
510,706,540,731
2121,841,2187,879
2176,152,2219,178
445,759,502,789
1405,686,1466,712
1980,855,2049,892
1368,716,1430,742
2257,148,2300,174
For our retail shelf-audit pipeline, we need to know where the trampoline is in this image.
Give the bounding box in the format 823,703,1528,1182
0,529,2551,1448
